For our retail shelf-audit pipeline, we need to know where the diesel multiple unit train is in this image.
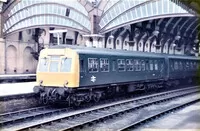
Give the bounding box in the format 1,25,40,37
34,45,199,105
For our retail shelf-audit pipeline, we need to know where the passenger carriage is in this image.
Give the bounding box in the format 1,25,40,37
34,45,199,105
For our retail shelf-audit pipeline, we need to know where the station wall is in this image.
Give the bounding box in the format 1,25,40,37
0,39,37,74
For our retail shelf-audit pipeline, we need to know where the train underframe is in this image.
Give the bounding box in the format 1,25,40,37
34,77,197,105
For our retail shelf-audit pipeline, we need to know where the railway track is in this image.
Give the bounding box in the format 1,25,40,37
0,105,72,127
118,98,200,131
0,86,199,131
0,93,40,114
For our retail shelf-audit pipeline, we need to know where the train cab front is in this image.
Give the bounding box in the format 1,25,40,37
33,48,80,103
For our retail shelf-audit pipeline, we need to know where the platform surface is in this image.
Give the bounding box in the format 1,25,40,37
140,102,200,130
0,82,35,96
0,74,36,80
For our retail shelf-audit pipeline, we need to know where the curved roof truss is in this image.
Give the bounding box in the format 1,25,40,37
99,0,193,33
4,0,91,35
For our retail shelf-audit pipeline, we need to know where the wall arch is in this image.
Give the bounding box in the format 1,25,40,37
6,45,17,74
106,38,114,49
138,40,144,52
169,43,175,54
116,37,122,50
144,40,150,52
23,46,37,73
132,39,137,51
163,43,168,54
150,40,156,53
77,34,83,45
123,37,129,50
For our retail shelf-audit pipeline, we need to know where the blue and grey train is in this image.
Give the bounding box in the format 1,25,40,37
33,45,199,104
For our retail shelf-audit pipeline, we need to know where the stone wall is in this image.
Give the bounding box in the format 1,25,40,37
0,39,38,74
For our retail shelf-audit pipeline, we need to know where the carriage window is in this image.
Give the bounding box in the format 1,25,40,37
80,60,84,72
174,61,178,70
60,58,72,72
190,61,194,70
88,58,98,72
179,61,183,70
38,58,49,72
160,60,164,71
149,60,153,71
170,60,174,71
141,60,145,71
126,59,134,71
100,58,109,72
118,59,125,71
154,60,158,71
146,60,149,71
112,60,116,71
134,59,141,71
186,61,189,70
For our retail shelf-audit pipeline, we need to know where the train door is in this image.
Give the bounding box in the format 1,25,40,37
160,59,165,79
111,57,117,83
79,55,87,87
164,57,169,80
145,58,150,80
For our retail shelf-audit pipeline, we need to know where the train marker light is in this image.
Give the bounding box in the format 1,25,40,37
39,80,43,86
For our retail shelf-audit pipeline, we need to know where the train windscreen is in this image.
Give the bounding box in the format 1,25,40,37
38,58,49,72
60,58,72,72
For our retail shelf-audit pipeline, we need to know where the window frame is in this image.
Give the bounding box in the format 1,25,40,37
38,57,49,72
149,60,154,71
126,59,134,71
154,60,158,71
60,58,72,72
117,59,126,72
100,58,109,72
88,58,99,73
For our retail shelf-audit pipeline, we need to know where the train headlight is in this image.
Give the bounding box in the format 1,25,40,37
64,81,68,87
39,80,43,86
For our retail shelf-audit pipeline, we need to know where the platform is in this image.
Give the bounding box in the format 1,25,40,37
0,82,35,96
0,74,36,83
141,102,200,130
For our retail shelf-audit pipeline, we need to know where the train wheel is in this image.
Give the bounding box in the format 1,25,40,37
84,94,91,103
74,101,81,106
40,93,48,104
71,94,81,106
93,93,101,102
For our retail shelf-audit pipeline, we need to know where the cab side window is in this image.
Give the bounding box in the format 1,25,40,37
80,60,84,72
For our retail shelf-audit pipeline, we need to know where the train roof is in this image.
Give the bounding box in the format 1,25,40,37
48,45,199,60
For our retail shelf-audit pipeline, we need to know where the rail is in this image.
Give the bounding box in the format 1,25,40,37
0,86,198,131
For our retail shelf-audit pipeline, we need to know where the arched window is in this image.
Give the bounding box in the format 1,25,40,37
125,41,127,46
109,39,111,44
139,42,142,47
146,43,148,48
117,40,119,45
